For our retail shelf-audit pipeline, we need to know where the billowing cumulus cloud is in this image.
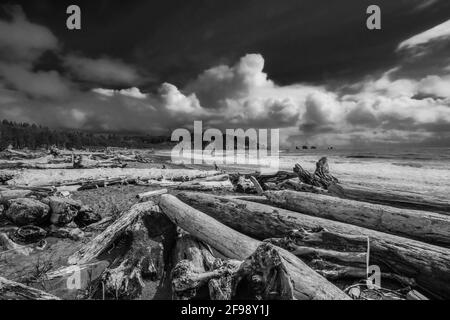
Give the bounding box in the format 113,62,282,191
92,87,148,99
65,55,142,87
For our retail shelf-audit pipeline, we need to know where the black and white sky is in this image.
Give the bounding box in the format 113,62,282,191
0,0,449,147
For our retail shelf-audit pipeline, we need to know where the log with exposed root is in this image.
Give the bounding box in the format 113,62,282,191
170,233,241,300
68,201,161,265
233,242,350,300
265,190,450,247
177,192,450,299
0,276,61,300
43,201,170,299
159,194,350,300
101,217,165,299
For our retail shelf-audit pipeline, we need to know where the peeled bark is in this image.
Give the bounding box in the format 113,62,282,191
177,192,450,299
159,194,350,300
265,190,450,247
0,276,60,300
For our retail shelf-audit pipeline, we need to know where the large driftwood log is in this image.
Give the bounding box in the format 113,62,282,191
7,168,221,187
177,192,450,299
68,201,160,265
233,242,350,300
0,276,61,300
265,190,450,247
329,184,450,215
101,217,163,299
159,194,350,300
159,194,259,260
176,180,233,191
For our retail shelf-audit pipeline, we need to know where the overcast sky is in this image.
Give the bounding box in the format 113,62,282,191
0,0,449,147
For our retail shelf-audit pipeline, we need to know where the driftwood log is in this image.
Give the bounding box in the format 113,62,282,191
159,194,350,300
136,189,168,201
176,180,233,191
171,233,240,300
0,276,61,300
68,201,160,265
177,192,450,299
265,190,450,247
101,217,164,299
233,242,350,300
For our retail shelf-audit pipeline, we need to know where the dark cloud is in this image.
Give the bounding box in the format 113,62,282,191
0,1,450,147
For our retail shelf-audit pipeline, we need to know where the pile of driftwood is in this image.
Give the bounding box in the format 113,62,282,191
1,159,449,300
0,147,154,170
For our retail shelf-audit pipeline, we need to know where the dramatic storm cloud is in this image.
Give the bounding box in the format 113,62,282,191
0,2,449,147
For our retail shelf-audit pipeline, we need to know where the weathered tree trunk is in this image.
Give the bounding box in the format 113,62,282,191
329,184,450,215
159,194,259,260
159,194,350,300
170,233,240,300
233,242,350,300
0,276,61,300
176,180,233,191
136,189,168,201
68,201,160,265
265,190,450,247
101,217,164,299
177,192,450,299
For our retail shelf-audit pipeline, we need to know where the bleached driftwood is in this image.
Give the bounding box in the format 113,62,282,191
101,217,161,299
0,276,60,300
265,190,450,247
159,194,350,300
7,168,221,187
171,233,240,300
176,180,233,191
136,189,168,201
233,242,350,300
177,192,450,299
68,201,160,265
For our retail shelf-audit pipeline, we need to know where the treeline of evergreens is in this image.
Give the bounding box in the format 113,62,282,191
0,119,171,150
